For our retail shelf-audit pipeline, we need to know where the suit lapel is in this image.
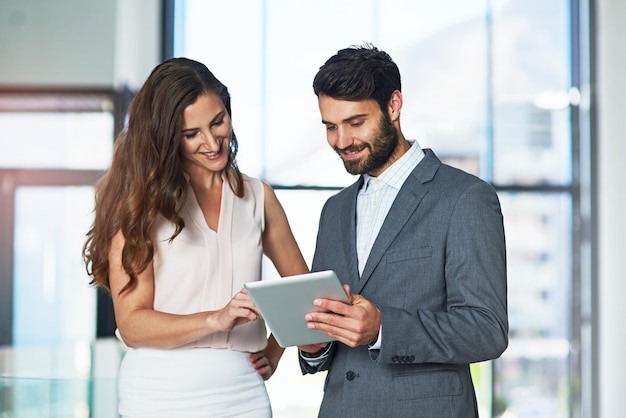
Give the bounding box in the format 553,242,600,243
353,149,440,293
341,177,363,290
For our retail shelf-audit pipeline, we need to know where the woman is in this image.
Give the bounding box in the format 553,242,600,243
83,57,309,417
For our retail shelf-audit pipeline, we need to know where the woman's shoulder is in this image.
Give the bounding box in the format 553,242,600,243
240,174,282,210
241,172,260,184
241,172,263,189
239,173,267,201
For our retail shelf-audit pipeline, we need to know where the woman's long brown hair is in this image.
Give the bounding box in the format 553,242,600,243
82,58,243,294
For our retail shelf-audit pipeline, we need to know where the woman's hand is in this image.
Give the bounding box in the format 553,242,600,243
249,350,274,380
211,288,260,333
249,334,284,380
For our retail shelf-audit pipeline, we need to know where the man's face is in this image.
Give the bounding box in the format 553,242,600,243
318,95,398,176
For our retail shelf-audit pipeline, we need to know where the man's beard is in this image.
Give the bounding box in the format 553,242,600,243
336,112,399,175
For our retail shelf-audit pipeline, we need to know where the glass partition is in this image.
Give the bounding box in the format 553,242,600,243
0,341,122,418
13,186,97,346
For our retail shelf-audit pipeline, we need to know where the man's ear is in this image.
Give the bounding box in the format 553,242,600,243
388,90,403,121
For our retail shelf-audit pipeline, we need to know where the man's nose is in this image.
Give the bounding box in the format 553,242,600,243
335,126,353,150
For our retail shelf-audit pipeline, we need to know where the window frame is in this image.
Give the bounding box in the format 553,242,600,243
0,88,131,345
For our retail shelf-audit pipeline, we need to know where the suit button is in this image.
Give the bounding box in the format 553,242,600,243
346,371,356,381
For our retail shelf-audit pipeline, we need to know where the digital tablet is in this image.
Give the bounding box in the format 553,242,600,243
244,270,350,348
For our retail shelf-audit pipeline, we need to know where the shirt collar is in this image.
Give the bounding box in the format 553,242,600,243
362,140,425,191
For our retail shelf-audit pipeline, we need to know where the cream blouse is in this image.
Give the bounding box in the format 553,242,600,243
150,174,268,352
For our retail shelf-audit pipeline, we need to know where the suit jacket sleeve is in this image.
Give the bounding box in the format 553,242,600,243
298,341,336,374
377,179,508,365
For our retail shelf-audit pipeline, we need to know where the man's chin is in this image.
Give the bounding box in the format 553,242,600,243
343,160,365,175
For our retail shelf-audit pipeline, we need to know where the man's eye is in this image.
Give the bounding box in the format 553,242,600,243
351,121,364,127
326,125,337,131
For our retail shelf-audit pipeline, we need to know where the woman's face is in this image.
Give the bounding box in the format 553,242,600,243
179,93,232,175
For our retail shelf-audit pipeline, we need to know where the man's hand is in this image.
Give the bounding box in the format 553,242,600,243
305,285,381,348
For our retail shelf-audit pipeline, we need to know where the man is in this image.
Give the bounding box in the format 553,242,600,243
299,44,508,418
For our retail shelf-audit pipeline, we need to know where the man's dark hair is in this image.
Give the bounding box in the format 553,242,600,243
313,43,401,112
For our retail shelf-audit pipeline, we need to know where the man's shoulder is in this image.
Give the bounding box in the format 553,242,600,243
420,149,488,185
437,162,483,182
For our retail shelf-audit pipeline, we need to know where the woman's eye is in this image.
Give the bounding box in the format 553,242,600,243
184,132,198,139
211,119,224,127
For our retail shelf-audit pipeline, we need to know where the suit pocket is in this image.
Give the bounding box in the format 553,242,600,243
393,369,463,400
386,246,432,263
369,246,436,310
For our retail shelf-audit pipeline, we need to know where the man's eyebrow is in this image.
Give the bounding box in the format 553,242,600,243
321,113,368,125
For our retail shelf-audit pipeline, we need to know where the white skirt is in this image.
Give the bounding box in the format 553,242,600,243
118,347,271,418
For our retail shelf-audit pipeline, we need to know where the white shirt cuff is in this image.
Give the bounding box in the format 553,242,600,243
368,325,383,350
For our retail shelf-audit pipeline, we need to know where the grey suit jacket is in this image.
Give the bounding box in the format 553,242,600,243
300,149,508,418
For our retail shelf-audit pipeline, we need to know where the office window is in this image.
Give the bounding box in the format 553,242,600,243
171,0,588,416
497,193,572,416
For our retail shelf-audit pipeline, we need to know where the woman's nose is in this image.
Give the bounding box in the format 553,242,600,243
202,130,221,147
